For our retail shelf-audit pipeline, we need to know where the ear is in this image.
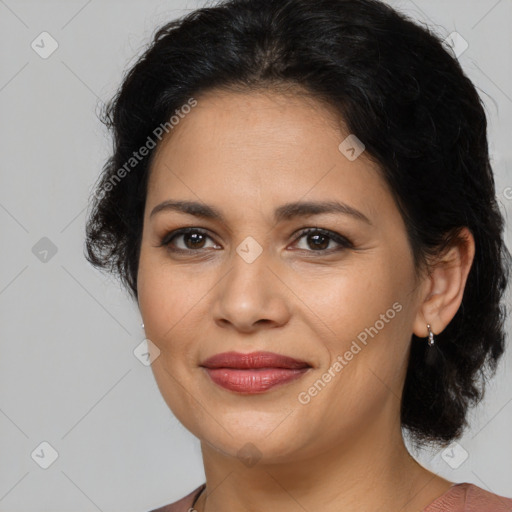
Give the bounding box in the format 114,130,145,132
412,227,475,339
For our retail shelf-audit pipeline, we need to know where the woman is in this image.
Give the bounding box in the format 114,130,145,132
84,0,512,510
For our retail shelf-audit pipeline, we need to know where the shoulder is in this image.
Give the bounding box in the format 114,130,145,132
425,482,512,512
463,483,512,511
147,483,206,512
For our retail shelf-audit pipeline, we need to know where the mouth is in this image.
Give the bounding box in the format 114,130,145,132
199,351,312,394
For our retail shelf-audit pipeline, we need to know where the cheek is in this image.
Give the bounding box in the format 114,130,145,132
301,255,414,395
137,257,208,427
304,263,402,344
296,275,412,437
138,251,211,331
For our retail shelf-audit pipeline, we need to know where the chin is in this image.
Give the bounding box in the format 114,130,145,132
196,416,315,464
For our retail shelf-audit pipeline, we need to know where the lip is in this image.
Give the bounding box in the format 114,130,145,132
200,351,312,394
200,351,311,370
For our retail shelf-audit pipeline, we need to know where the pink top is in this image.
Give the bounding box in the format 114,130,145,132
149,482,512,512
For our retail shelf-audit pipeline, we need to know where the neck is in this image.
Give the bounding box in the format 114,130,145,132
195,415,452,512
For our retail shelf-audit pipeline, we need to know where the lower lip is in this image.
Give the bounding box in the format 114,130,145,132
202,367,310,393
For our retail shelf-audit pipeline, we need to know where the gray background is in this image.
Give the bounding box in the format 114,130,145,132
0,1,511,511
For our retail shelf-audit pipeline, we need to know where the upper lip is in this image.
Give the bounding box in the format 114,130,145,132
200,351,311,369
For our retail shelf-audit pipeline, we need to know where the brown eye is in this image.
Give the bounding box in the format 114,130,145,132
305,232,330,250
181,231,207,249
292,228,353,253
160,228,220,252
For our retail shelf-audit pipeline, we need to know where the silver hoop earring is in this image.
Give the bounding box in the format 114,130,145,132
141,321,145,329
426,323,435,347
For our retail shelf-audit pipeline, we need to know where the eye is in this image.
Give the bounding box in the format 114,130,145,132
159,227,220,252
291,227,353,253
158,226,353,255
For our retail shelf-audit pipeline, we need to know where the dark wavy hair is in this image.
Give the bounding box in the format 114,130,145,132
84,0,511,447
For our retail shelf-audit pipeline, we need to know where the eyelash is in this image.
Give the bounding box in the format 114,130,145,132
158,227,354,255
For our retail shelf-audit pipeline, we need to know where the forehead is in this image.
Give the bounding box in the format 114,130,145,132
146,89,389,223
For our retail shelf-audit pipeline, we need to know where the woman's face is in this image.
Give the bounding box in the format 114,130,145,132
137,89,427,463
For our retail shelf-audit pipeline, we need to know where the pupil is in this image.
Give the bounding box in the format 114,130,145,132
186,232,205,248
309,233,328,250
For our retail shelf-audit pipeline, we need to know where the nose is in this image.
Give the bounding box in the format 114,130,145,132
211,248,292,334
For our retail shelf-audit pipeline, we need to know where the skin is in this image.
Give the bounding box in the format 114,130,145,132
137,88,475,512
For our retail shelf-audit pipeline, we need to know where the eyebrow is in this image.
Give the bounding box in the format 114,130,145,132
149,199,372,225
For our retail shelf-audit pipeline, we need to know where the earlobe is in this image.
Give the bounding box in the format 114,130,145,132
412,227,475,339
